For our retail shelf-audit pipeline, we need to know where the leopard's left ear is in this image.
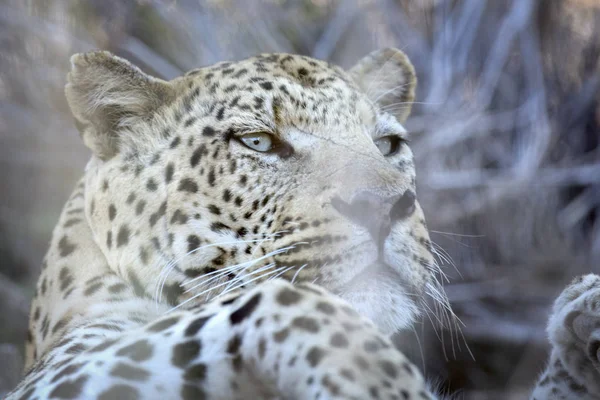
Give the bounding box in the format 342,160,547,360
349,48,416,123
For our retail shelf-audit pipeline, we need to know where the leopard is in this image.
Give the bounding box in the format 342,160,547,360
6,48,600,400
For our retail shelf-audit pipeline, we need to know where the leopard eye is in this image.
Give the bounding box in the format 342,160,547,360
239,132,274,152
374,136,402,156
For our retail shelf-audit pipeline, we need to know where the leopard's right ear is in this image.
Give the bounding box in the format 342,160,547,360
65,51,176,160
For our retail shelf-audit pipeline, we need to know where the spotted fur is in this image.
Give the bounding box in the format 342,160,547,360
4,48,440,399
6,48,591,399
530,274,600,399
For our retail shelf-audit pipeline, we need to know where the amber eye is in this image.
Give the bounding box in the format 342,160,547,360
374,136,403,156
239,132,274,152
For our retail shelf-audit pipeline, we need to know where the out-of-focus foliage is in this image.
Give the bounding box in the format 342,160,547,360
1,0,600,398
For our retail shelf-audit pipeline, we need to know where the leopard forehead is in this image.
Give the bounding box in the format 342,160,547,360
171,53,387,144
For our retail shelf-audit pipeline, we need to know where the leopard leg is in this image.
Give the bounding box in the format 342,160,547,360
8,279,435,400
531,274,600,399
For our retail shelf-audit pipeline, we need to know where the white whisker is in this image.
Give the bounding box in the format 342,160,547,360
155,237,267,303
216,265,289,299
291,263,308,284
268,264,298,281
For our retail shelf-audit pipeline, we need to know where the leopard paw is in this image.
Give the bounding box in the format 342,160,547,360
547,274,600,395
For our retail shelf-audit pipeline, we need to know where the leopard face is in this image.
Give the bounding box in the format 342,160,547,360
66,49,437,334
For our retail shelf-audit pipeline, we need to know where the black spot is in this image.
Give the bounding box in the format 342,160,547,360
187,235,201,253
50,362,86,383
164,282,184,306
306,346,326,367
223,189,232,202
128,270,147,297
181,384,206,400
190,145,208,167
116,225,130,247
170,136,181,148
165,163,175,183
135,200,146,215
316,301,336,315
110,362,150,381
48,374,88,399
202,126,216,137
227,335,242,354
58,235,77,257
330,332,349,348
292,316,320,333
89,338,119,353
108,204,117,221
172,341,201,368
236,227,247,238
216,106,225,120
149,153,160,165
207,168,216,186
277,288,302,306
369,386,379,398
273,328,289,343
208,204,221,215
146,179,158,192
210,222,231,233
149,201,167,227
258,337,267,359
109,283,127,294
116,339,153,362
259,81,273,90
84,282,102,296
147,317,180,332
184,117,197,128
65,343,87,354
63,218,82,228
170,209,188,224
59,267,73,291
230,293,262,325
232,354,243,372
126,192,136,204
139,247,149,265
178,178,198,193
185,316,213,336
340,368,355,382
378,360,398,378
363,340,381,353
184,363,207,381
98,384,139,400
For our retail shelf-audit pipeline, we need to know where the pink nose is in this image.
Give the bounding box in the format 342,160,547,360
331,190,416,245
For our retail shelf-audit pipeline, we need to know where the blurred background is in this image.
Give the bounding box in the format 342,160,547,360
1,0,600,398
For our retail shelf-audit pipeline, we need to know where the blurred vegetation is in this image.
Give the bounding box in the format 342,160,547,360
1,0,600,398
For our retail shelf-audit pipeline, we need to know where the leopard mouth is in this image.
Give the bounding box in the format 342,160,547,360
333,259,421,334
335,259,411,295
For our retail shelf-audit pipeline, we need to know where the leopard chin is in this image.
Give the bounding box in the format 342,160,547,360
335,264,420,335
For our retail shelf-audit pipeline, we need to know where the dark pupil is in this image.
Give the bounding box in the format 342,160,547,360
253,138,261,145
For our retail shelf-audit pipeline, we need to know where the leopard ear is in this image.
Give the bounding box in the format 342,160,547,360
349,48,417,123
65,51,176,160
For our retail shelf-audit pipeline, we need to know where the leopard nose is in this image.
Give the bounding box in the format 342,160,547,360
331,190,416,244
390,190,416,222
